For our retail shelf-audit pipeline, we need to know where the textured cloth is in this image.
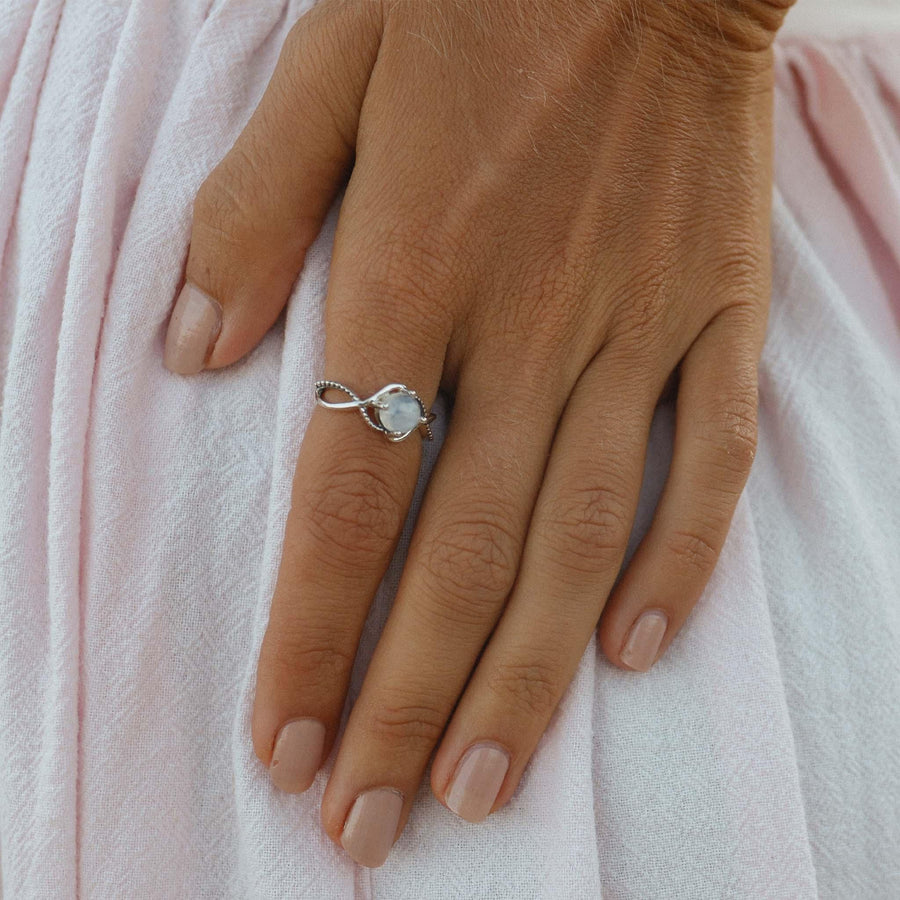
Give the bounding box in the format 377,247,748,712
1,0,899,897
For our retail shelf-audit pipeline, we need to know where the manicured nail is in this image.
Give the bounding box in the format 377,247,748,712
620,609,669,672
163,282,223,375
340,787,404,868
269,718,326,794
446,742,510,823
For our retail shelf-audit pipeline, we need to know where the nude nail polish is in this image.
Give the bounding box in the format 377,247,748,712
269,718,326,794
340,787,404,868
446,742,510,823
620,609,669,672
163,282,222,375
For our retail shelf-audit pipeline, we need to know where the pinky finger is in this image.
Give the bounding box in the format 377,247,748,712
598,305,764,672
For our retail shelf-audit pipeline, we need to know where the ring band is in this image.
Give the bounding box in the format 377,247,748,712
315,380,436,442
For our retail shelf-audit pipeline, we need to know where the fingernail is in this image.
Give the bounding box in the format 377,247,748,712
620,609,669,672
269,718,326,794
340,787,404,868
446,742,510,823
163,282,223,375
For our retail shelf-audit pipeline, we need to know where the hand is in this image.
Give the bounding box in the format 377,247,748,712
163,0,793,868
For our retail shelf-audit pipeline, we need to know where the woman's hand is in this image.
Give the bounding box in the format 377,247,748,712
163,0,792,868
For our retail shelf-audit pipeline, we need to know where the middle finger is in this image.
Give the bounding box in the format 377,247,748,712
320,344,576,867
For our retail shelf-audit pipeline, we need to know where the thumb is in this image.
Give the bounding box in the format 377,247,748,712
164,0,384,374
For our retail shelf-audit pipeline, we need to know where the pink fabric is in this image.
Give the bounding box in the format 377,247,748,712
774,34,900,361
0,3,898,898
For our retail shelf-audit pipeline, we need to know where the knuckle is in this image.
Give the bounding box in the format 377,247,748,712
700,389,759,482
538,481,632,575
709,246,766,298
492,249,591,360
361,215,460,303
263,636,355,695
336,233,457,348
192,168,247,246
664,527,721,577
608,273,672,358
192,149,282,253
419,506,520,625
299,454,406,562
486,658,561,721
366,695,447,753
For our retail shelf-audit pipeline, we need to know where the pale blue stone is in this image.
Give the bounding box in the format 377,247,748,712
377,392,421,433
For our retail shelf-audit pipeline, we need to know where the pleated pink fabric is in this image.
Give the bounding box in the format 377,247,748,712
0,1,898,897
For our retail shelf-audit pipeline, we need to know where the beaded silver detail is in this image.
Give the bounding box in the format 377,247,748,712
314,380,436,442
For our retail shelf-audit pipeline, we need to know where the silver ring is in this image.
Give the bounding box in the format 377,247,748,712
315,380,436,442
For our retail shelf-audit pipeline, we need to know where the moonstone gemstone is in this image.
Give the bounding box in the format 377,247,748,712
377,391,421,433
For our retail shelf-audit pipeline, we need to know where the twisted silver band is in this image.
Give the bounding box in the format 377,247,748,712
315,380,436,442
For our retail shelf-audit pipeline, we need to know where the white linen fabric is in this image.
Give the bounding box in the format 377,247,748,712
0,0,898,897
